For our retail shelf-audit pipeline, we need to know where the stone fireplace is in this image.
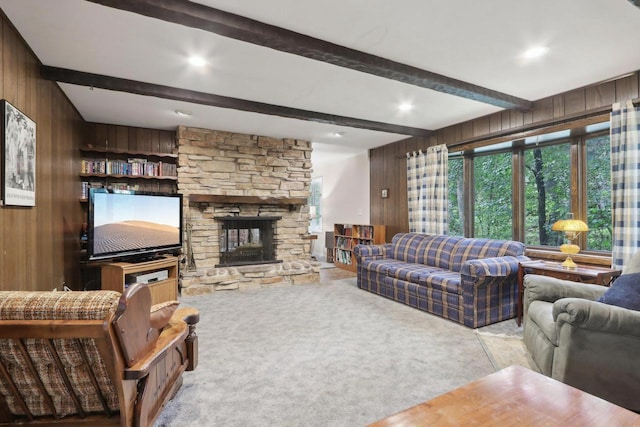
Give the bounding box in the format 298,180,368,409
176,126,319,294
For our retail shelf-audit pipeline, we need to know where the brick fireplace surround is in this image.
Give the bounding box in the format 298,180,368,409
177,126,319,295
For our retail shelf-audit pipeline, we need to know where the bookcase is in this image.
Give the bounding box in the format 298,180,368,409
333,224,386,272
80,146,177,198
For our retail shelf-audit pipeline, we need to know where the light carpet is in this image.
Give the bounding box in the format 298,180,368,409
155,278,535,426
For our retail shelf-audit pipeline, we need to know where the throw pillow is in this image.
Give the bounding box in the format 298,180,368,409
150,300,180,330
597,272,640,311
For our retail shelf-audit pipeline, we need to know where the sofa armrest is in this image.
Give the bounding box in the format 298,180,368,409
461,255,528,279
124,318,189,380
553,297,640,336
353,243,390,260
524,274,607,304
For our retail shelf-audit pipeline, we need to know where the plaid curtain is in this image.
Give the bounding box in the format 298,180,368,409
406,145,448,234
611,100,640,269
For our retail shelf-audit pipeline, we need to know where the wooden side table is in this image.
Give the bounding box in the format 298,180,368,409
517,260,621,326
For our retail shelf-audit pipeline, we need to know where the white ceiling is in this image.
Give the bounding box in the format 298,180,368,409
2,0,640,157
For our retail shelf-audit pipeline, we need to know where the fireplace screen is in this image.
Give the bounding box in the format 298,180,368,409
216,216,281,267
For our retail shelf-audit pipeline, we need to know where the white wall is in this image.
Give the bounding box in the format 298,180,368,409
310,143,370,260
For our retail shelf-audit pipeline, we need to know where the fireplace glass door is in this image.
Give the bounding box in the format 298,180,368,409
216,216,281,266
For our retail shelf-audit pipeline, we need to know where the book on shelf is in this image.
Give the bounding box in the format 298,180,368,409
81,158,177,177
335,249,352,265
81,181,89,199
335,236,353,249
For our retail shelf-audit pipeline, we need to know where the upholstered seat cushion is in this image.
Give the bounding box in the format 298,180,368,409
422,272,462,294
365,259,446,281
360,259,461,294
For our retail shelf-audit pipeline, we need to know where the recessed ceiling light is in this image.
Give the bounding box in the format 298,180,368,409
188,56,207,67
398,102,414,112
522,46,549,60
331,131,345,138
175,110,192,117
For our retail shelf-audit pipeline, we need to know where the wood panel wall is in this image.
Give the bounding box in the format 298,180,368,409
0,13,178,291
85,123,175,154
0,13,85,291
370,72,640,239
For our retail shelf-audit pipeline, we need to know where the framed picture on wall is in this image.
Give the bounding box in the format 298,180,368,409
1,100,36,207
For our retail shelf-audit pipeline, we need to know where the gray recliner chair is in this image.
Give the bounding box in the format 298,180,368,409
523,273,640,411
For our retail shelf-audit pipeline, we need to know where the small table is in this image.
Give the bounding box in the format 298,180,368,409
516,260,621,326
368,366,640,427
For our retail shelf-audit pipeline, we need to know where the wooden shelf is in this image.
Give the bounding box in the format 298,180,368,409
189,194,307,206
80,173,177,180
80,146,177,159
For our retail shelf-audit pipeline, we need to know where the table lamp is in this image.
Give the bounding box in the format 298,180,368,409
551,214,589,269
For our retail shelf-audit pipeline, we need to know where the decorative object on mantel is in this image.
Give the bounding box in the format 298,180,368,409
551,213,589,269
1,100,36,207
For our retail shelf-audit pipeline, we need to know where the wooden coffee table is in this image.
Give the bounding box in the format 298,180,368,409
368,366,640,427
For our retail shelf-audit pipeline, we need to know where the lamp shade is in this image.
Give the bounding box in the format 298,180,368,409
551,219,589,232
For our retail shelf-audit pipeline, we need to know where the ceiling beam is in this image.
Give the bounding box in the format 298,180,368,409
86,0,533,111
40,66,432,137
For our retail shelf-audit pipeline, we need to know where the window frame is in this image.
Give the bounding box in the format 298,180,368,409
449,116,611,255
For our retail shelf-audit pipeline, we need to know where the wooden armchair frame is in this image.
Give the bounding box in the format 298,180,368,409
0,284,198,426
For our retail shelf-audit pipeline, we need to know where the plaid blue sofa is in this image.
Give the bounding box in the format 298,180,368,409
353,233,529,328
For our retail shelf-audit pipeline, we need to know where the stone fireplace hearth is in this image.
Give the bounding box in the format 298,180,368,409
176,126,319,295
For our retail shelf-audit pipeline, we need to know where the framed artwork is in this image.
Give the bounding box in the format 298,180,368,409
2,100,36,207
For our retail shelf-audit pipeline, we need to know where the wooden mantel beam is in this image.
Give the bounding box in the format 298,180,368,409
86,0,532,111
188,194,308,206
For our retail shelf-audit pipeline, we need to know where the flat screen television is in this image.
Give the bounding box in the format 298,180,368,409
87,188,183,261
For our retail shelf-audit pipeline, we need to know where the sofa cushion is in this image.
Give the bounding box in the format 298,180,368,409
450,238,525,272
360,258,396,275
597,273,640,311
388,233,463,270
380,262,447,283
421,272,462,295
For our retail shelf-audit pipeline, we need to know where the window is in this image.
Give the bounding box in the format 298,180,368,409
308,177,322,233
523,143,570,246
473,152,512,240
448,156,464,236
586,134,612,250
450,118,611,253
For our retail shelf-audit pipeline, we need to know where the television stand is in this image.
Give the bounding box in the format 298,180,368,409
101,256,179,305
